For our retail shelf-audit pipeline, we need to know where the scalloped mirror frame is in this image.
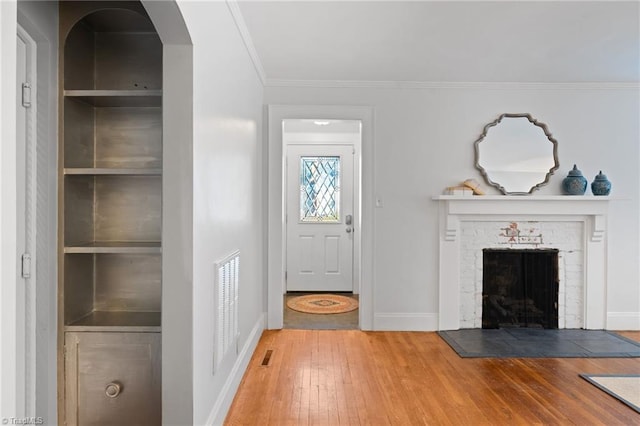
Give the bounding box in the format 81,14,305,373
474,113,560,195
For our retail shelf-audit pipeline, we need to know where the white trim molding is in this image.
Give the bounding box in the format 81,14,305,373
265,79,640,91
607,312,640,331
206,313,264,426
16,22,38,419
434,195,612,331
226,0,266,85
374,313,438,331
267,105,375,331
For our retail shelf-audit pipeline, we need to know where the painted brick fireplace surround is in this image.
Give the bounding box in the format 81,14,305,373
435,196,610,331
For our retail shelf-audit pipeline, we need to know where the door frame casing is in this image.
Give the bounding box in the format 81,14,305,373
16,23,38,417
267,105,375,330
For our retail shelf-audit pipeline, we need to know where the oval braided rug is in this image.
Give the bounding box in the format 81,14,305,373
286,294,359,315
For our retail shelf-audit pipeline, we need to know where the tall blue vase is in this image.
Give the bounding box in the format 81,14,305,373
591,171,611,196
562,164,587,195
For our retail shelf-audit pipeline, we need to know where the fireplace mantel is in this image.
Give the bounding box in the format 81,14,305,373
433,195,611,242
434,195,611,331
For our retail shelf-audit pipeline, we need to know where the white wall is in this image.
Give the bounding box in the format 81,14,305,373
265,83,640,330
177,1,265,424
0,0,19,418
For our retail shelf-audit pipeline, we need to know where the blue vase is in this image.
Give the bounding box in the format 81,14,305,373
562,164,587,195
591,171,611,196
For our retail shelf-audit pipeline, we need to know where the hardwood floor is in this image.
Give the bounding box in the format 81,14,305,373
225,330,640,425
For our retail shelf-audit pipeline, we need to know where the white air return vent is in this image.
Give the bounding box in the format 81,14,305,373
214,250,239,373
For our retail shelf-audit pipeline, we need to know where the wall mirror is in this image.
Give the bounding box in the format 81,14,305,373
474,113,559,195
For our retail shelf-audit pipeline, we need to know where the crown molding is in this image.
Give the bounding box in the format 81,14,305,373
265,79,640,90
226,0,267,85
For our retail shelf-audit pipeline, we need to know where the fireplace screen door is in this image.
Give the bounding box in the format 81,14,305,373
482,249,559,329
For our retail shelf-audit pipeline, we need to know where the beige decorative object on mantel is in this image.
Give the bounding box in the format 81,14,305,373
462,178,485,195
444,185,474,196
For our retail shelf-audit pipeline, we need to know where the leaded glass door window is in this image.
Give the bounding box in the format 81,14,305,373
300,156,340,222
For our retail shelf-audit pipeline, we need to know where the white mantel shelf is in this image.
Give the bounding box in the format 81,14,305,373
432,195,615,212
433,195,614,201
434,194,612,331
434,195,612,242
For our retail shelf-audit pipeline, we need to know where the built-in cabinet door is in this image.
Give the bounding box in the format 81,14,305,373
64,332,161,426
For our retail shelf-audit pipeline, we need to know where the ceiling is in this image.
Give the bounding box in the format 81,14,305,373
236,1,640,84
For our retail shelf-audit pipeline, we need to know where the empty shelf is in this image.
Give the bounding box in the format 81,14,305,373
65,311,161,332
64,241,161,254
64,168,162,175
64,90,162,107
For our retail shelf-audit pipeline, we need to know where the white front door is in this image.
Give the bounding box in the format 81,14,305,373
286,144,354,292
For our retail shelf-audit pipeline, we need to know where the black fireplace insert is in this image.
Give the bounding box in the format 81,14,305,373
482,249,559,329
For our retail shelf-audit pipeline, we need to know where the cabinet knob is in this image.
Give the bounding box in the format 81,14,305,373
105,382,122,398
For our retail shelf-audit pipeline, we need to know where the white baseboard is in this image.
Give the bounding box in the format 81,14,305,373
607,312,640,330
374,313,438,331
206,313,265,426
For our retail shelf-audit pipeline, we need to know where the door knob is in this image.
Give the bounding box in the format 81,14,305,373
105,382,122,398
346,227,352,233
